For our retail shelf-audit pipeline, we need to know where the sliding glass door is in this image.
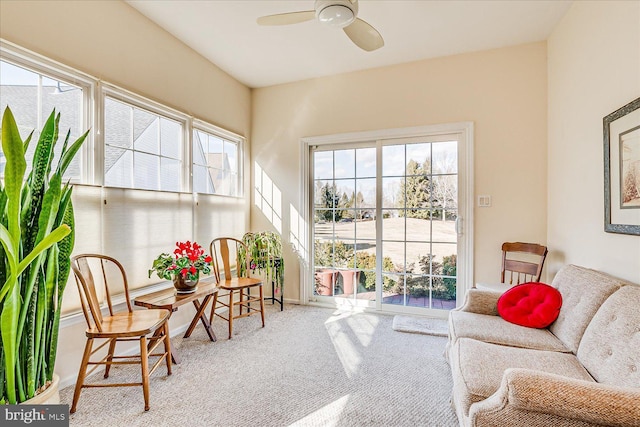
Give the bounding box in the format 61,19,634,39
310,130,467,315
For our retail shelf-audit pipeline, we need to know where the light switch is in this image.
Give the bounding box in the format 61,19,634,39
478,195,491,207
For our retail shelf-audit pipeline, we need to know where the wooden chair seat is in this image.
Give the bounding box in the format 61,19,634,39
85,309,170,338
217,277,263,290
70,254,172,413
210,238,265,339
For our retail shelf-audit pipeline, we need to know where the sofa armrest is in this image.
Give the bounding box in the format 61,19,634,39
470,368,640,427
456,288,502,316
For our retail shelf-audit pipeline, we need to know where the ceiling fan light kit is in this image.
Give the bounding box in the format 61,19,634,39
316,0,357,28
257,0,384,52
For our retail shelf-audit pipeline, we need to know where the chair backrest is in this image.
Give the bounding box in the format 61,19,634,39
71,254,132,332
501,242,548,285
209,237,251,283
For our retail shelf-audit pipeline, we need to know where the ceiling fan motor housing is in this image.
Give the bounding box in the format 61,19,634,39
315,0,358,28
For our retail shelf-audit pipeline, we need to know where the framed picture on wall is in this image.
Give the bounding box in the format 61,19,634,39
604,96,640,235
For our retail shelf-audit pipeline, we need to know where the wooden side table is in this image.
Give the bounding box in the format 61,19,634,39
134,281,218,364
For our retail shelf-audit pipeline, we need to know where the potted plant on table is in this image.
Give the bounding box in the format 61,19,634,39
149,241,212,294
0,107,89,404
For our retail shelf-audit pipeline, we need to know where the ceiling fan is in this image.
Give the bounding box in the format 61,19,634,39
257,0,384,52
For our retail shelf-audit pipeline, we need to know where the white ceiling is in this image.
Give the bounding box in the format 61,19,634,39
127,0,572,89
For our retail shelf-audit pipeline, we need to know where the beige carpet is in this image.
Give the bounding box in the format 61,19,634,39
392,315,449,337
62,304,456,427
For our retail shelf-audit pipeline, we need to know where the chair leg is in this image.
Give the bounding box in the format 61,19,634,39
259,285,265,327
104,338,117,378
140,336,150,411
228,289,234,339
71,338,94,414
163,322,172,375
210,291,219,324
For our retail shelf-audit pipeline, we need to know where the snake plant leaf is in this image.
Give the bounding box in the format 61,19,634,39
23,130,33,153
0,180,7,220
35,173,62,246
34,246,58,394
1,107,26,243
0,225,70,302
47,113,60,178
23,110,57,254
56,129,89,177
24,282,37,398
16,171,62,347
0,337,5,402
1,271,21,403
47,200,73,381
0,224,18,274
0,224,71,404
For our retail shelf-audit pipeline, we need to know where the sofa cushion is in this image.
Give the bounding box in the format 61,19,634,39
549,265,627,354
449,338,594,418
448,310,570,352
497,282,562,328
577,285,640,388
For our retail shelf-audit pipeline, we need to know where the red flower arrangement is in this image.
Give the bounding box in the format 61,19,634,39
149,241,213,281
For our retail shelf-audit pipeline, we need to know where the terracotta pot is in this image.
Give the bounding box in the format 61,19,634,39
23,373,60,405
340,270,360,295
315,269,337,296
173,275,199,294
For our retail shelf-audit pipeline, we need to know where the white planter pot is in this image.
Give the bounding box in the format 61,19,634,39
22,373,60,405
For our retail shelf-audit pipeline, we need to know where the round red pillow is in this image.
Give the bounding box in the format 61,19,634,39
497,282,562,328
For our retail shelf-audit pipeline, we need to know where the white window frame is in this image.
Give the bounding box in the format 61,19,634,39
192,119,244,198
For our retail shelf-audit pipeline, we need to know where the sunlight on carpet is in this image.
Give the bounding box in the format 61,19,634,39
61,305,456,427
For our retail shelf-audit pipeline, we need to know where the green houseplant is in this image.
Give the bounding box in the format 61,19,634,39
0,107,89,404
240,231,284,295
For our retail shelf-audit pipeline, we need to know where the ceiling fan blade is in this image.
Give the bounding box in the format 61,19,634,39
257,11,316,26
343,18,384,51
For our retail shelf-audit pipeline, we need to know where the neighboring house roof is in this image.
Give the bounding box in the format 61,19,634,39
1,84,83,177
1,84,230,194
206,152,230,193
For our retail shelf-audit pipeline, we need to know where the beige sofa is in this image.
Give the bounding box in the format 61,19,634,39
446,264,640,427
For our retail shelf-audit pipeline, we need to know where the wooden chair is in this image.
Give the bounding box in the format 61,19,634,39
501,242,548,285
209,238,265,339
70,254,172,413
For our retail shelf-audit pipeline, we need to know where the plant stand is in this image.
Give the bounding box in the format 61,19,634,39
260,257,284,311
241,232,285,311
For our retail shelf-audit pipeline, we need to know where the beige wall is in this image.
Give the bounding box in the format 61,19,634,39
252,42,549,301
1,0,251,387
0,0,250,136
547,1,640,283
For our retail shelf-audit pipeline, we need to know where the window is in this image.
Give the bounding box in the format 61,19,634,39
104,95,183,192
2,41,247,319
193,126,240,196
0,59,88,181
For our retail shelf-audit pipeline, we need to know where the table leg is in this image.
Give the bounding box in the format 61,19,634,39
149,321,181,364
183,295,217,342
168,338,180,365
